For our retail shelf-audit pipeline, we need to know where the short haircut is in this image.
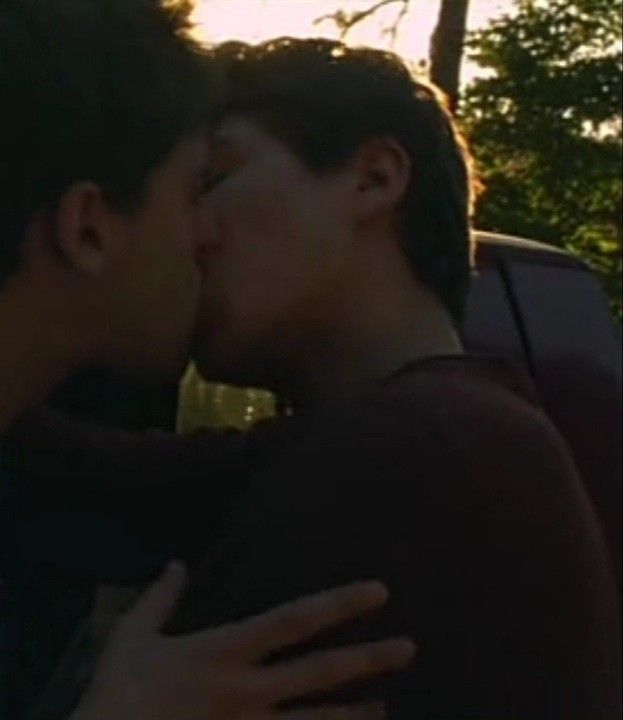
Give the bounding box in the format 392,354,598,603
212,38,479,326
0,0,215,285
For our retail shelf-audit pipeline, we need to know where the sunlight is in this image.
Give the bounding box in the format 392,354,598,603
191,0,514,83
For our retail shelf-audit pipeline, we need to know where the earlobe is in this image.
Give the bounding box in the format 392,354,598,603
54,182,108,277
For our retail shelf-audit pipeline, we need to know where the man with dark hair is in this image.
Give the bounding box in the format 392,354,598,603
6,30,619,719
209,38,476,327
154,38,618,718
0,6,414,719
192,38,476,390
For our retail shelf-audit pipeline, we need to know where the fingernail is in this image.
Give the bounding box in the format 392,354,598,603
388,637,417,663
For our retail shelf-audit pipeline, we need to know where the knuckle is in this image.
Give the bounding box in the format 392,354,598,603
229,671,268,709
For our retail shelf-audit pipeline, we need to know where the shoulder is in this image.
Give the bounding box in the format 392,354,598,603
301,356,561,456
256,357,587,515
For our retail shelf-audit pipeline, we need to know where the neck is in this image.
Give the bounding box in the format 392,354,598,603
275,263,464,409
0,274,96,433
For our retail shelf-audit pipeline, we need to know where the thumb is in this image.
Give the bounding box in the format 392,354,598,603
121,560,187,635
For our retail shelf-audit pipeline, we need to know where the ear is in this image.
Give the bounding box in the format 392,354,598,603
354,137,411,224
52,181,115,277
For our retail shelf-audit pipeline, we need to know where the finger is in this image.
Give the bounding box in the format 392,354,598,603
262,638,415,703
226,581,390,660
279,702,387,719
119,561,187,635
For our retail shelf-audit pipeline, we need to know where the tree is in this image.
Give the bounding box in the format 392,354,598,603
315,0,471,110
429,0,470,111
462,0,622,317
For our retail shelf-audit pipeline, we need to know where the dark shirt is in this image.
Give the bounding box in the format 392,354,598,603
9,415,250,579
9,356,622,718
164,356,621,719
5,416,250,718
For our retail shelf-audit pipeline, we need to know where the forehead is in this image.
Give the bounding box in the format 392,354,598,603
209,116,282,156
146,134,207,187
148,134,207,180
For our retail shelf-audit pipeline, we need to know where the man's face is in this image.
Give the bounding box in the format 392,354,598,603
102,136,207,378
193,117,357,388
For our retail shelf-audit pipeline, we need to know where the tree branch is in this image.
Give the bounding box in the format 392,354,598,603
383,0,410,45
314,0,411,42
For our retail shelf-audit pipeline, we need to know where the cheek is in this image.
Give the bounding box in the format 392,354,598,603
203,188,281,298
212,175,321,283
198,165,342,344
216,179,285,243
130,211,199,319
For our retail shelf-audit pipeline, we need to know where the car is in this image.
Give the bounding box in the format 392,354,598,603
464,231,621,582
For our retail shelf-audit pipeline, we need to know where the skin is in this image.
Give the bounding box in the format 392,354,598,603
70,563,414,720
0,133,415,718
193,117,463,405
0,136,207,431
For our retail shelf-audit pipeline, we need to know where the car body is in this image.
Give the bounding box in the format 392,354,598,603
464,232,621,580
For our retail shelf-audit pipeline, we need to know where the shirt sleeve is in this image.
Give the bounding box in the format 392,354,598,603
5,408,253,578
6,407,249,495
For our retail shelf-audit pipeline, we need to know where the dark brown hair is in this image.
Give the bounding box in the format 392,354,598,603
212,37,478,325
0,0,216,284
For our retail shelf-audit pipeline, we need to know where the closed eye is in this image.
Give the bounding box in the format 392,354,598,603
200,170,228,193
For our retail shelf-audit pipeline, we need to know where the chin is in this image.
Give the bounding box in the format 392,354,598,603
192,323,283,390
114,355,185,389
163,340,195,380
192,347,264,389
132,336,193,385
193,354,243,386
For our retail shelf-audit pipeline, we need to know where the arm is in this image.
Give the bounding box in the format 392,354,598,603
5,407,253,589
6,407,249,497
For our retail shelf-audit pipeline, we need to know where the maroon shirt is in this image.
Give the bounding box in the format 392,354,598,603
166,356,621,719
10,356,622,718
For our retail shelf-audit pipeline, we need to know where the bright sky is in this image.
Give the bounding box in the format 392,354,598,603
192,0,515,83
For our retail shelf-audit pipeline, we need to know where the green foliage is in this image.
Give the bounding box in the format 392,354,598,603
461,0,622,318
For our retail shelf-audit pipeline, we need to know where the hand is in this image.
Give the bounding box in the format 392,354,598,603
72,562,415,720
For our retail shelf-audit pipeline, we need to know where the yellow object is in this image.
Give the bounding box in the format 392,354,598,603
176,363,276,434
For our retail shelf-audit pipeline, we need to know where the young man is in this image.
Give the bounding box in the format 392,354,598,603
159,39,618,718
8,33,620,720
0,4,413,719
